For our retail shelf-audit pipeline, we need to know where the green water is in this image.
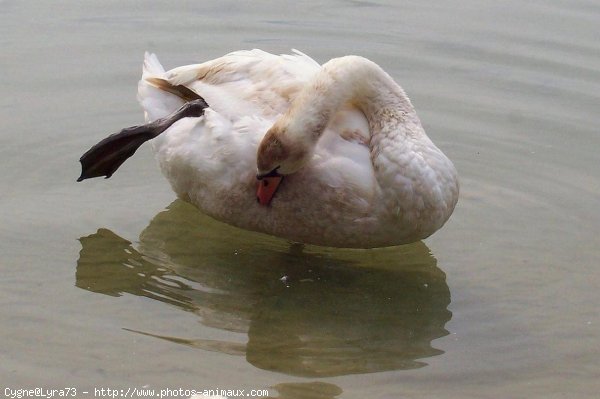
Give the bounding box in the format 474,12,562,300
1,1,599,398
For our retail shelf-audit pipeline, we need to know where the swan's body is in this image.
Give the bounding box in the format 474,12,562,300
137,50,458,248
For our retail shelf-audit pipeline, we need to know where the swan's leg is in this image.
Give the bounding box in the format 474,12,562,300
77,98,208,182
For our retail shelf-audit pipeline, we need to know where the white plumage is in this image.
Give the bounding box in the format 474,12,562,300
137,49,459,248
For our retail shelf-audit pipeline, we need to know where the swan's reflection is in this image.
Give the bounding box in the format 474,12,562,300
270,382,343,399
76,200,451,377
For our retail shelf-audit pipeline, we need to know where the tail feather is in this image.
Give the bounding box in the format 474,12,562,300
138,52,205,121
142,51,166,78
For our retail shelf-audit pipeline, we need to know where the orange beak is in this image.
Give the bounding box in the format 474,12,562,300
256,175,283,206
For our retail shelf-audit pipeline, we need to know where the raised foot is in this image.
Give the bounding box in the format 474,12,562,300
77,98,208,182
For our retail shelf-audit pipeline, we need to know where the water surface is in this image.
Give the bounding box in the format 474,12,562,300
1,1,599,398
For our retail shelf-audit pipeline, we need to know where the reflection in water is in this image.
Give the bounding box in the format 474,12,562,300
270,382,343,399
77,200,451,378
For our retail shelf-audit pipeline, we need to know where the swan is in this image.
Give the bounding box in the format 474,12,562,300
78,49,459,248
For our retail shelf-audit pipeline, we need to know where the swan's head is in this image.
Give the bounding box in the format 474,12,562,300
255,125,311,206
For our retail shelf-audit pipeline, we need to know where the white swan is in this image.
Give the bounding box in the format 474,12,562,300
84,49,459,248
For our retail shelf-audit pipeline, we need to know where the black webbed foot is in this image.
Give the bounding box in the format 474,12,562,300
77,98,208,182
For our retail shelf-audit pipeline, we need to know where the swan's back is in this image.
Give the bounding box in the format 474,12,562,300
140,49,320,123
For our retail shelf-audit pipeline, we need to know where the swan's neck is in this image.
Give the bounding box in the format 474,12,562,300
283,55,439,184
281,56,458,231
283,56,419,146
